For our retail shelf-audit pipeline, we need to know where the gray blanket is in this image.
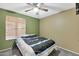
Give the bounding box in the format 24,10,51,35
22,36,55,54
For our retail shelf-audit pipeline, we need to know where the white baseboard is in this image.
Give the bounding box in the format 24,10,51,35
57,45,79,55
0,48,12,52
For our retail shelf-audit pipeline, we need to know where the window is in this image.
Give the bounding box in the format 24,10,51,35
6,16,26,40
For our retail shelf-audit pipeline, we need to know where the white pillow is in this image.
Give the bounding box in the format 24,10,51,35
21,34,36,36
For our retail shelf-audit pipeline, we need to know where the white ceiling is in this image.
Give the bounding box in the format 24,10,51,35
0,3,75,19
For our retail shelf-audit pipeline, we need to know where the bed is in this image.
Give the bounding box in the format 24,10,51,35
16,34,56,56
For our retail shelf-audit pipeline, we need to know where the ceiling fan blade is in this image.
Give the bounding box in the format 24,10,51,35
25,8,33,12
39,3,44,7
27,3,33,6
39,8,48,12
33,3,38,6
27,3,40,7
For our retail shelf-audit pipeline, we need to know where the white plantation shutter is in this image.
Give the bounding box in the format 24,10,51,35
6,16,26,40
16,18,26,37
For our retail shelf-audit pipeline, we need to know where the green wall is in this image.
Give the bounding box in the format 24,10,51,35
0,9,39,50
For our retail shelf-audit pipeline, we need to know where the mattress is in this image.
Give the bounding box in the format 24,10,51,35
16,36,56,56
